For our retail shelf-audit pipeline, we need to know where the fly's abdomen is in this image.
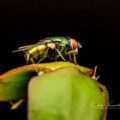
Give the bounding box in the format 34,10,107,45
25,44,47,63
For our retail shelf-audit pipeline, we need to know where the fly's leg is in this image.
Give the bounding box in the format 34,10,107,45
55,49,77,63
92,66,100,80
66,50,77,64
55,54,61,61
66,54,74,62
54,44,67,61
55,48,66,61
30,58,40,74
10,99,24,110
38,47,49,63
29,48,49,74
68,54,72,62
73,53,77,64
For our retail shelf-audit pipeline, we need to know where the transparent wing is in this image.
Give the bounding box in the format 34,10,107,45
38,37,65,43
12,40,47,53
38,39,52,43
12,44,35,53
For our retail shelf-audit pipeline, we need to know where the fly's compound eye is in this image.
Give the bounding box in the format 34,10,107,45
70,38,80,50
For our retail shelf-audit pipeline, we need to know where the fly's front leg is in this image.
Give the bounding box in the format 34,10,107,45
73,53,77,64
68,54,72,62
66,50,77,64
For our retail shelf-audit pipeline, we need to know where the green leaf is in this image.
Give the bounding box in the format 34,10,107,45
0,62,92,101
0,66,37,101
40,62,93,76
28,66,108,120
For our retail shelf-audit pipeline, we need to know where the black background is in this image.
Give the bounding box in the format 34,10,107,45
0,0,120,120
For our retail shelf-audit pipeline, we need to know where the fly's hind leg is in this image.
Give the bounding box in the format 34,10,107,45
29,48,49,74
30,58,40,74
38,47,49,63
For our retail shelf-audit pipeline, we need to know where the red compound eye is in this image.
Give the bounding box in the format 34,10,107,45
70,38,79,50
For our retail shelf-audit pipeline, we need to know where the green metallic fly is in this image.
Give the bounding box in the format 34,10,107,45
13,36,82,64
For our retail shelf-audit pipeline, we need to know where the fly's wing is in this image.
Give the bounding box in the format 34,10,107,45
38,39,52,44
12,41,47,53
38,37,68,43
12,44,36,53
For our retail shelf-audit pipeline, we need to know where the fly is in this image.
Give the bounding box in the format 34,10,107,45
13,36,82,64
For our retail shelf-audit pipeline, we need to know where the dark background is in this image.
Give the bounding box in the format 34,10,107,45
0,0,120,120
